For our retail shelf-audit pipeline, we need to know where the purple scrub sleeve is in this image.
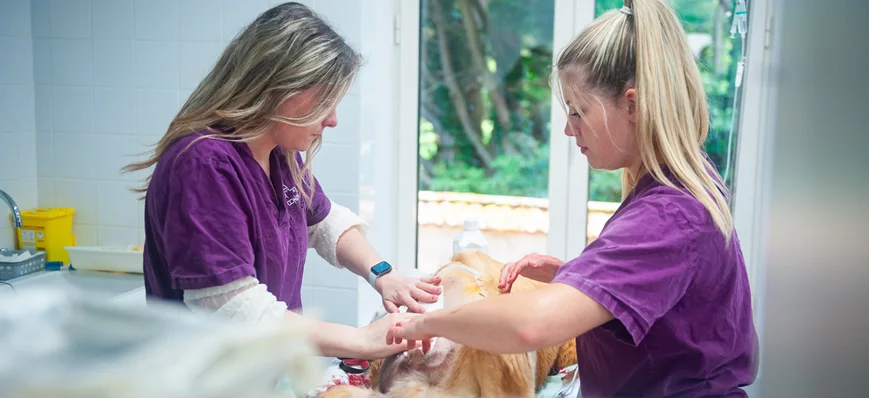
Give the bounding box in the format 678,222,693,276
163,156,257,290
552,170,758,397
143,131,332,311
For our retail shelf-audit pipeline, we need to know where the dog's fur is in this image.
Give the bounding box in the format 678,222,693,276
319,251,577,398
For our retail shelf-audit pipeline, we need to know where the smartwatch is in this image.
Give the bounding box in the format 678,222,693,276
367,261,393,288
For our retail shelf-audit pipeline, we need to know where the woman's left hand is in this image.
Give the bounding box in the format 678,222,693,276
376,273,442,313
386,313,434,353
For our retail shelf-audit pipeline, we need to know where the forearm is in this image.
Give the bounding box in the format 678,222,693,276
420,283,613,354
283,310,364,358
335,227,383,280
422,292,541,354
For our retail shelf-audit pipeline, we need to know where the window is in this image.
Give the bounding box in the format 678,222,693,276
397,0,754,272
413,0,559,273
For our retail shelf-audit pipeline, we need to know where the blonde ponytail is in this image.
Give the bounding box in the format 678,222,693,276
555,0,734,241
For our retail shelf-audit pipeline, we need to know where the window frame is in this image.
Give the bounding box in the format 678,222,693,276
394,0,775,292
730,0,776,313
394,0,592,268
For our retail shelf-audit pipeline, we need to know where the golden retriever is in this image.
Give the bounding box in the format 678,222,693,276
319,251,577,398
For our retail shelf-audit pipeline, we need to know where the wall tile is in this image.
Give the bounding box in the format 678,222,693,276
92,0,134,39
93,40,137,87
136,89,179,137
134,0,178,41
50,39,94,86
37,177,55,207
54,179,97,225
17,132,38,178
314,0,361,47
313,143,359,195
35,132,54,177
179,41,223,90
53,133,95,179
50,0,92,38
328,193,359,213
0,0,32,37
179,0,222,42
2,85,36,132
323,94,360,145
94,134,140,181
72,223,98,246
2,178,39,212
94,88,136,134
0,37,34,85
0,133,18,181
136,41,179,89
97,226,140,247
34,85,52,131
97,182,140,227
0,85,35,133
222,0,271,41
0,227,14,251
32,39,52,85
31,0,52,38
300,286,357,326
302,252,357,290
51,86,94,133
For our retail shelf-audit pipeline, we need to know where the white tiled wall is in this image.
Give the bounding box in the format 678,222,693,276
11,0,398,327
0,0,39,250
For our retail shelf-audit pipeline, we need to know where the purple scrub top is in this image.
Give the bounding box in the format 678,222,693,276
552,163,758,397
142,130,331,311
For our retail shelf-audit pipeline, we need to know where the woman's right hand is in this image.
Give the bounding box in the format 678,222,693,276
498,253,564,293
357,312,427,359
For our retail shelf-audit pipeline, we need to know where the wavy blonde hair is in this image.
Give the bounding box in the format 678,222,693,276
123,2,362,206
552,0,733,240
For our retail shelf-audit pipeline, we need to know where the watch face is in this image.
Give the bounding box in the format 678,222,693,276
372,262,392,275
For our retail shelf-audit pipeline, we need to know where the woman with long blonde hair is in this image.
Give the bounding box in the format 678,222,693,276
126,2,440,360
388,0,758,396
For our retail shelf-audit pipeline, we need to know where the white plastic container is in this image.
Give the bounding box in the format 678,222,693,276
65,245,144,274
453,218,489,255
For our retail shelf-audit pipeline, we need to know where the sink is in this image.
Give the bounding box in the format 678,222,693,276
4,270,145,303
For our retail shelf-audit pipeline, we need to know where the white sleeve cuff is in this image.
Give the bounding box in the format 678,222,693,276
183,276,288,324
307,200,369,269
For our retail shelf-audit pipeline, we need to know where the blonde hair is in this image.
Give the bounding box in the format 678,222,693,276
553,0,733,240
123,2,362,206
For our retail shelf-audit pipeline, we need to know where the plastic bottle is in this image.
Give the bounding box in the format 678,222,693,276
453,218,489,255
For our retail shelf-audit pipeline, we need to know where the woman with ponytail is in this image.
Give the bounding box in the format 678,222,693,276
387,0,758,396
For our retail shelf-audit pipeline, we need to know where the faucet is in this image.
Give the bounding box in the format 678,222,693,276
0,189,23,229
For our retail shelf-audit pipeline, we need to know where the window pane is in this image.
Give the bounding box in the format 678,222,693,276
587,0,744,242
416,0,556,273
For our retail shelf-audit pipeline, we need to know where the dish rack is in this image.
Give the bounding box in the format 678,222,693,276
0,249,47,280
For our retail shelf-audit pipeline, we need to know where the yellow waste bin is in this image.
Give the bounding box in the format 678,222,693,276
17,208,76,264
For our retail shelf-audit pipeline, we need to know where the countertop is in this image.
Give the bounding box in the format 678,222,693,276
0,269,146,306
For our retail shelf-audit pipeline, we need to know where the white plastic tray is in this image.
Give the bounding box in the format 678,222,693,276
65,245,144,274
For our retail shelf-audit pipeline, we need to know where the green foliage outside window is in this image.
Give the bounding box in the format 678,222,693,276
419,0,742,203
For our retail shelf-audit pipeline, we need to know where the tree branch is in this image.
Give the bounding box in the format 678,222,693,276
430,0,494,167
457,0,514,142
419,159,434,187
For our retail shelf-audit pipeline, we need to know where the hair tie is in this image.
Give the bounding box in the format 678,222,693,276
620,6,633,15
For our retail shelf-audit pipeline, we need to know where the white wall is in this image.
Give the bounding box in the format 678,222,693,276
1,0,401,327
0,0,38,250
